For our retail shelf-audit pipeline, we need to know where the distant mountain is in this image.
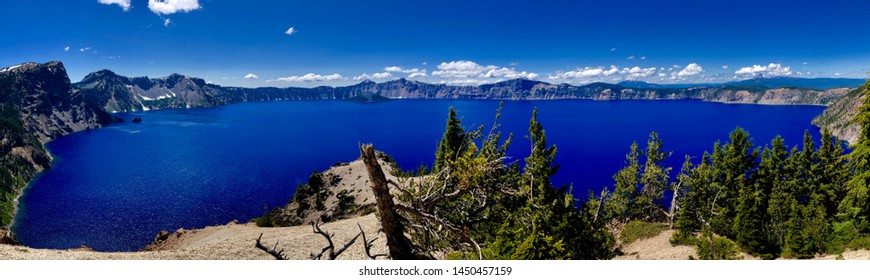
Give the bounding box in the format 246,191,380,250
725,77,867,90
0,61,115,226
813,82,870,144
74,71,857,113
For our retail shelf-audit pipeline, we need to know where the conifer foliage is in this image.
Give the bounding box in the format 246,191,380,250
394,104,614,260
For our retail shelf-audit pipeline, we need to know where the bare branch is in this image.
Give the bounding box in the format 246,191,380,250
358,224,388,260
310,219,362,260
255,233,286,260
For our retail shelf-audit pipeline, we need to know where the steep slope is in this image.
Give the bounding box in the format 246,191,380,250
812,82,870,144
726,77,867,90
0,61,114,226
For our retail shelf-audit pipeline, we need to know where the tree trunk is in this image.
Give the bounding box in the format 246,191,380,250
668,181,681,229
359,144,416,260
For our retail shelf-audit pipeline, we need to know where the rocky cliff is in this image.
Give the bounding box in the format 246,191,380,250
0,61,115,226
812,82,869,145
76,72,856,113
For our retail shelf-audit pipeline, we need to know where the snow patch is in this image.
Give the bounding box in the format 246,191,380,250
0,64,24,73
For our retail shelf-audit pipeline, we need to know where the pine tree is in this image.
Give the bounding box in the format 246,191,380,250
815,129,847,219
842,83,870,232
767,137,793,247
672,155,703,243
485,107,614,260
434,107,466,172
734,143,776,258
524,107,559,204
638,132,672,221
608,141,641,221
709,128,759,239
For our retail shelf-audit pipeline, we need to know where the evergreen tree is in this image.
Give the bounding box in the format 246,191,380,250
608,141,641,221
767,138,794,247
709,128,759,239
842,83,870,232
434,107,466,172
672,154,703,243
524,108,559,204
638,132,672,221
734,143,777,258
484,108,614,259
815,129,847,219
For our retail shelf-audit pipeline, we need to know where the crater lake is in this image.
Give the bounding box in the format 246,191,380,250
12,99,826,251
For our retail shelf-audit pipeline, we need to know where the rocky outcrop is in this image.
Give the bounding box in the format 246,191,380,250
812,83,869,145
0,61,115,226
264,156,397,227
0,228,18,245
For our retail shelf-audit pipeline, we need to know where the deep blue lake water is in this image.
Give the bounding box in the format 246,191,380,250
12,99,826,251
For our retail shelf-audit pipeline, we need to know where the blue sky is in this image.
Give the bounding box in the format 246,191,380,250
1,0,869,87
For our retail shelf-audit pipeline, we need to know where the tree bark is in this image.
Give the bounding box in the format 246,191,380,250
359,144,416,260
668,181,681,229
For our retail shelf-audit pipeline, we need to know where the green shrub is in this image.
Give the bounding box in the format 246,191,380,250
847,235,870,250
444,251,477,260
696,230,738,260
359,205,376,216
620,220,668,245
825,221,860,255
670,232,697,246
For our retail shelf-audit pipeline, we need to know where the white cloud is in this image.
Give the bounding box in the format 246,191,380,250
148,0,200,15
677,63,703,76
721,65,729,69
276,73,344,82
672,64,682,69
734,63,792,76
482,67,538,80
98,0,131,11
433,60,489,78
550,65,621,79
610,48,617,52
244,74,258,79
353,72,392,80
79,47,91,52
64,46,70,52
163,18,171,27
384,66,403,72
383,66,425,74
432,60,537,80
383,66,428,78
627,56,635,60
640,56,647,60
621,66,657,78
285,27,297,35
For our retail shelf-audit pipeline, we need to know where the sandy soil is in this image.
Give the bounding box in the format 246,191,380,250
0,214,384,260
614,228,870,260
614,229,697,260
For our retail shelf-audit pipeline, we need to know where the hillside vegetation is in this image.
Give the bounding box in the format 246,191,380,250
813,82,869,144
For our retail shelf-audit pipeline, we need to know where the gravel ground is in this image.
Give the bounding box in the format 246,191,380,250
0,214,384,260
